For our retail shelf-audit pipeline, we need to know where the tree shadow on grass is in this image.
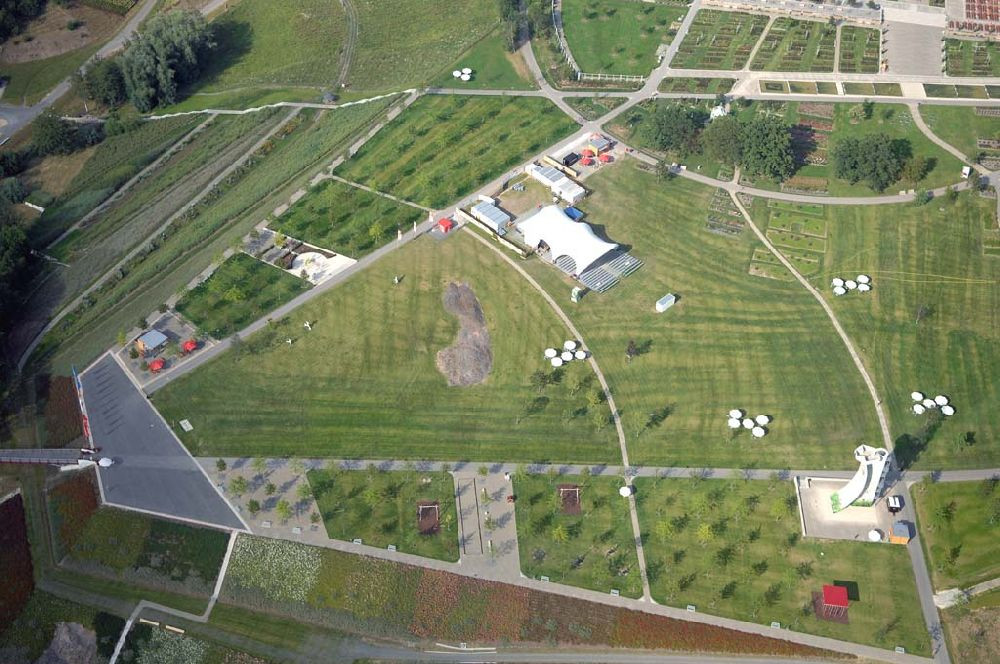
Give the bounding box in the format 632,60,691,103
181,20,253,96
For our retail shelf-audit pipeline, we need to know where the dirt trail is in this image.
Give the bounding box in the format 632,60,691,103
436,282,492,386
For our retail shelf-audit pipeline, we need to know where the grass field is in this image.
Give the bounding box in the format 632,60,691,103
348,0,499,91
749,18,836,73
670,10,768,70
154,231,619,462
838,26,879,74
308,468,459,561
919,104,1000,161
0,43,100,105
821,192,1000,469
175,252,310,338
64,507,229,596
562,0,686,75
337,95,578,208
430,30,535,90
153,86,330,114
911,479,1000,589
945,38,1000,77
514,472,643,597
36,99,396,375
520,164,882,470
635,477,929,655
194,0,346,92
272,178,424,257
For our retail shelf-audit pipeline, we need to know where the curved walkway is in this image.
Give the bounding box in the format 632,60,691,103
464,227,652,602
335,0,359,89
908,103,984,174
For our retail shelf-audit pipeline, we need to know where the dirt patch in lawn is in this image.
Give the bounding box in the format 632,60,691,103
36,622,97,664
436,282,492,386
946,604,1000,662
558,483,581,514
0,5,120,63
417,501,440,535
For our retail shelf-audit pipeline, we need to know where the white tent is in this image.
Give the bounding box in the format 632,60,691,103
831,277,844,287
561,351,573,362
564,340,578,351
751,426,766,438
911,391,924,401
551,357,564,367
941,405,955,416
728,408,743,419
544,348,558,358
858,283,871,293
934,395,949,406
518,205,618,274
922,398,937,409
845,280,858,290
727,417,742,429
912,403,925,414
742,418,754,429
574,350,587,360
833,286,846,296
755,414,770,425
857,274,871,284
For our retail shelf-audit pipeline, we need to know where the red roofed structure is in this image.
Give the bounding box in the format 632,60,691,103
437,218,455,233
149,358,166,373
821,584,849,619
598,153,613,163
182,339,198,354
581,149,595,157
579,157,594,166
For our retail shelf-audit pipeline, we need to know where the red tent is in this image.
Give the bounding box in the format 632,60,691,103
581,149,595,157
820,585,849,619
599,153,613,163
149,358,166,373
437,218,455,233
182,339,198,354
580,157,594,166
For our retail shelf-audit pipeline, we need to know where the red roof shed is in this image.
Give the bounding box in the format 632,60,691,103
822,585,848,607
149,358,166,373
580,157,594,166
182,339,198,354
599,153,613,163
581,149,595,157
437,218,455,233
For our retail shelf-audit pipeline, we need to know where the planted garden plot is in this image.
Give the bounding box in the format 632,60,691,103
750,18,836,73
838,26,879,74
659,77,735,94
705,188,744,236
749,201,828,280
671,10,768,70
945,38,1000,77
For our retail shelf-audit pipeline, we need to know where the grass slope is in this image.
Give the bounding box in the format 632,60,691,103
337,95,578,208
154,231,619,462
636,477,929,655
522,164,882,469
430,30,535,90
919,104,1000,161
562,0,686,75
822,192,1000,469
175,252,310,338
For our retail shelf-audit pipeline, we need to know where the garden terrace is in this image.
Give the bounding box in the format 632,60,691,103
748,200,827,282
837,26,880,74
308,468,459,561
842,82,902,96
218,535,842,658
924,83,992,100
563,95,628,121
348,0,499,91
705,188,744,237
520,165,882,469
634,476,929,655
821,193,1000,469
35,100,396,375
175,252,311,339
670,10,769,70
154,232,619,463
749,17,836,73
562,0,687,76
514,473,643,597
911,478,1000,589
659,77,736,95
945,38,1000,77
271,179,424,257
336,95,578,209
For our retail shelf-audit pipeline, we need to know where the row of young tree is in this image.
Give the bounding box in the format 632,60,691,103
75,10,215,112
641,103,796,182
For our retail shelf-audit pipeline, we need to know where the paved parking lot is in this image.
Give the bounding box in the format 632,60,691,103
81,354,244,530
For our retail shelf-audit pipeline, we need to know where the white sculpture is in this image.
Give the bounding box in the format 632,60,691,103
831,444,891,512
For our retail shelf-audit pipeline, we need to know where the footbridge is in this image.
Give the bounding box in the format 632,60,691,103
0,448,105,468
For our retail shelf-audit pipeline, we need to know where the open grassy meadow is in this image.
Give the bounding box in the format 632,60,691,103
912,479,1000,589
154,231,619,462
175,253,310,339
919,104,1000,161
36,100,396,375
348,0,499,91
0,43,100,105
521,163,881,470
562,0,686,75
308,468,459,561
634,477,929,655
749,17,836,73
670,10,769,70
821,193,1000,469
430,30,535,90
336,95,578,208
195,0,346,92
272,179,424,257
514,472,643,597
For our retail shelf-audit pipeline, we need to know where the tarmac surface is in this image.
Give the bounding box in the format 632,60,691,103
80,353,243,530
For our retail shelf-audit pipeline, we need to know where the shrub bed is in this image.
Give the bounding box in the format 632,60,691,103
47,469,100,559
0,493,35,633
40,375,83,447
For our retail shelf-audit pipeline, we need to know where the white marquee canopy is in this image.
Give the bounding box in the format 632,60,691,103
517,205,617,274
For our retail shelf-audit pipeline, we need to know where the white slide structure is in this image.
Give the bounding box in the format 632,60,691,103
832,445,890,512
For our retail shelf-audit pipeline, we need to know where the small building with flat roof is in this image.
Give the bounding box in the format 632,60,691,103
135,329,168,356
470,201,511,236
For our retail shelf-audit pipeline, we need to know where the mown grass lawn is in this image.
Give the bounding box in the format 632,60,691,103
911,479,1000,589
194,0,346,92
514,472,643,597
272,179,424,257
308,468,459,561
337,95,578,208
0,42,100,105
430,30,535,90
821,192,1000,469
562,0,686,75
175,252,310,338
635,477,929,655
154,231,619,462
348,0,499,91
919,104,1000,161
521,163,881,470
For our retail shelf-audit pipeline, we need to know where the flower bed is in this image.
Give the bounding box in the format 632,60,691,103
0,494,35,633
41,375,83,447
796,117,834,132
47,469,100,559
